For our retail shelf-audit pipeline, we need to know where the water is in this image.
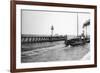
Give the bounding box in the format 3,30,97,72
21,41,90,63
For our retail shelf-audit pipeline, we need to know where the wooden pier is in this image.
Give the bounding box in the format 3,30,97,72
21,34,65,44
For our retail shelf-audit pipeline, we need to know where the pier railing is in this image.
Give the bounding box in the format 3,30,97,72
21,35,65,44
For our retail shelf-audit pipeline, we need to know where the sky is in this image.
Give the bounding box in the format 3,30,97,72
21,10,90,36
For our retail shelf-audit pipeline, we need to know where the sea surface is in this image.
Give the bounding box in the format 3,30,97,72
21,41,90,63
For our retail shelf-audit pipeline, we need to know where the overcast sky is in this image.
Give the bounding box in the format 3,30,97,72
21,10,90,36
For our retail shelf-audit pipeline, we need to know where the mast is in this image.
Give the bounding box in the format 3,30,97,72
77,13,79,37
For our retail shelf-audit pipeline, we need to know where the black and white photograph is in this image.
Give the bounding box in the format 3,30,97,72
21,9,91,63
11,1,97,72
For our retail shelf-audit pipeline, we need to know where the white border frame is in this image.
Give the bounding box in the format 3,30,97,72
16,4,95,69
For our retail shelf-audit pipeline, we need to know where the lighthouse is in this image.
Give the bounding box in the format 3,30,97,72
51,25,54,37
